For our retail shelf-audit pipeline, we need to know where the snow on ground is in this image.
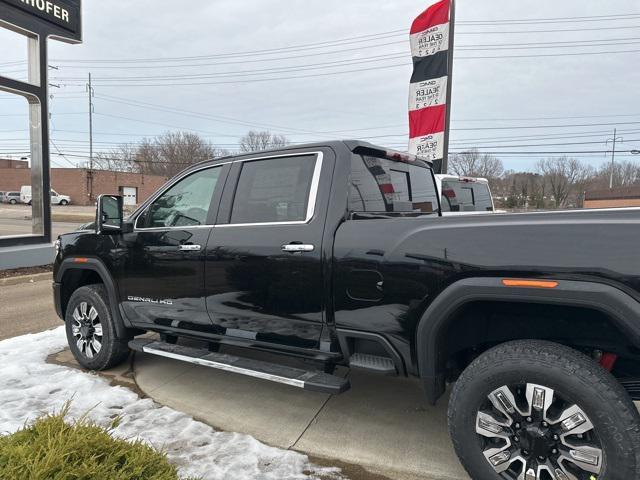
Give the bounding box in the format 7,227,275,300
0,327,343,480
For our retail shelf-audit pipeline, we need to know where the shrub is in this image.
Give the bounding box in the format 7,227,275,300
0,406,190,480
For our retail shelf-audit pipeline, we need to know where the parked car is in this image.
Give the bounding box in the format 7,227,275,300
53,141,640,480
51,189,71,206
20,185,71,205
435,174,495,214
3,191,20,204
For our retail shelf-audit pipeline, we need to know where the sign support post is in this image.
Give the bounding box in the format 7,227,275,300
0,0,82,268
441,0,455,174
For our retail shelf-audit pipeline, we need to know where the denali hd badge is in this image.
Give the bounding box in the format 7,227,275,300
127,296,173,305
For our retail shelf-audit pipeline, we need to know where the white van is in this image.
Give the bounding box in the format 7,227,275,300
20,185,31,205
434,175,495,215
20,185,71,206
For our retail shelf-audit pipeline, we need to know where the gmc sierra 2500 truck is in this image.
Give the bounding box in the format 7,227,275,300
54,141,640,480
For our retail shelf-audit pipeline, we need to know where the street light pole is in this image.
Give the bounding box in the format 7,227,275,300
605,128,623,189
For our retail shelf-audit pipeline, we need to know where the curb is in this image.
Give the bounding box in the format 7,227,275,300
0,272,52,286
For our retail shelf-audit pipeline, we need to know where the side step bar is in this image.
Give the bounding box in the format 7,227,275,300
349,353,397,374
129,338,350,395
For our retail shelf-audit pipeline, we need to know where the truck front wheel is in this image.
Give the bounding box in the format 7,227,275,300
448,340,640,480
65,284,130,371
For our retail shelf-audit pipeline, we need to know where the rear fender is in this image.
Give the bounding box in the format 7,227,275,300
416,277,640,404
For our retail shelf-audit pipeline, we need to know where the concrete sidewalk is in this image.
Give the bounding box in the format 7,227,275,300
133,345,469,480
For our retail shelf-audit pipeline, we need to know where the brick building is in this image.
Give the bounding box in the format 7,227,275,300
0,162,167,206
0,158,29,169
584,186,640,209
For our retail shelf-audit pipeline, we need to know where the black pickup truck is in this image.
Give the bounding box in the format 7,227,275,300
53,141,640,480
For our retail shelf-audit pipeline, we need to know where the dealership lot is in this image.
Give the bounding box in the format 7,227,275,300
0,277,467,480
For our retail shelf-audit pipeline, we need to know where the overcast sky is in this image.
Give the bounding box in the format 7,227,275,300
1,0,640,171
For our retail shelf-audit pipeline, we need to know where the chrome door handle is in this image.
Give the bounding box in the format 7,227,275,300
281,243,314,253
178,244,201,251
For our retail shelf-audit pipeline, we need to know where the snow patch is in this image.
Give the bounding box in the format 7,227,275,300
0,327,343,480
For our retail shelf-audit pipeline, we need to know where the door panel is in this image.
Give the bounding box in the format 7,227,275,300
119,227,213,325
205,152,329,348
118,164,228,327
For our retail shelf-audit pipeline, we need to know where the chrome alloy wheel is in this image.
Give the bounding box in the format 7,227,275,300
71,301,103,359
476,383,603,480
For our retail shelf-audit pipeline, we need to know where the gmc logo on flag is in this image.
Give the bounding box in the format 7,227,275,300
408,0,454,168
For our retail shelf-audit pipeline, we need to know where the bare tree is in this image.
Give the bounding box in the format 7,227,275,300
536,157,593,208
448,149,504,180
93,144,140,172
135,131,221,177
496,171,546,210
239,130,289,153
590,160,640,189
90,132,225,177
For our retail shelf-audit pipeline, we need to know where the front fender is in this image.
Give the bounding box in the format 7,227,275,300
54,257,129,337
416,277,640,404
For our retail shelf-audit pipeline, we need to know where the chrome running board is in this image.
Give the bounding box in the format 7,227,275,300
129,338,350,394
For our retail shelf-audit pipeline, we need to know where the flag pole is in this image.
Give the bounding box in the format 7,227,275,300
441,0,455,174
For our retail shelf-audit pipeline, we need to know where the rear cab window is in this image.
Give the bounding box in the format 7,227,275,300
349,153,439,217
440,179,493,212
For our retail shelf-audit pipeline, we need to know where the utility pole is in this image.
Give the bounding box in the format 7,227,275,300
606,128,623,189
86,73,94,201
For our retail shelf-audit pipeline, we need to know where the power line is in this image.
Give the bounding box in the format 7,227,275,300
457,13,640,25
92,95,339,139
54,52,409,82
47,35,640,73
4,136,640,151
457,25,640,35
53,47,640,88
7,24,640,71
37,12,640,64
50,38,640,83
2,12,639,70
50,139,77,168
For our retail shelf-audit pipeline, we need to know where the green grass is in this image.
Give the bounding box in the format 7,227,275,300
0,405,192,480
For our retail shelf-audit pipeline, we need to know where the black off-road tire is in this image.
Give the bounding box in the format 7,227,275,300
448,340,640,480
65,284,131,371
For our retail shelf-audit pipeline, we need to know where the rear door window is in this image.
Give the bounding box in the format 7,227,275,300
230,154,319,224
441,180,493,212
349,155,438,215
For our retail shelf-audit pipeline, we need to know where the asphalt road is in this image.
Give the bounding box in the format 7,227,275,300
0,279,61,341
0,218,82,237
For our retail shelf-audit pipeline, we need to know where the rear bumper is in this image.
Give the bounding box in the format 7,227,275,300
52,282,63,320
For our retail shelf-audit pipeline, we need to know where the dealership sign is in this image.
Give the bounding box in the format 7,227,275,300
0,0,81,42
0,0,81,250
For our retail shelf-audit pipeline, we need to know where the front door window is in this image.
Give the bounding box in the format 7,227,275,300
138,167,222,228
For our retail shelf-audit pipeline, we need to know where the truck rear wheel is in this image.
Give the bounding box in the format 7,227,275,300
448,340,640,480
65,284,130,371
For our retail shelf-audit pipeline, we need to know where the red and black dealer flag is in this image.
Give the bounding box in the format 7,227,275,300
408,0,454,161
